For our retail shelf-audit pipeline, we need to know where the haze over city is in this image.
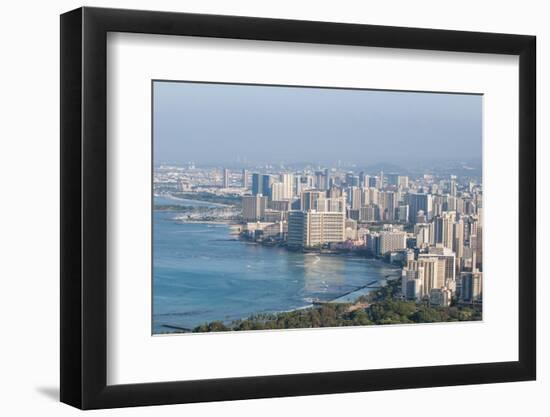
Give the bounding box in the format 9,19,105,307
153,81,482,167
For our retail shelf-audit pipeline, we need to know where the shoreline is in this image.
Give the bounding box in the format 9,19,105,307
156,208,398,278
156,272,401,334
240,235,402,271
159,217,398,274
154,215,403,333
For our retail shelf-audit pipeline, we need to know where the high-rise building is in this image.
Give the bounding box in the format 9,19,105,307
405,257,445,297
402,266,424,301
327,186,343,199
432,195,445,217
456,197,465,214
409,193,433,223
387,173,399,186
449,176,457,197
475,208,483,270
345,218,358,240
379,191,397,221
365,232,378,255
360,204,379,222
287,210,345,248
324,168,331,190
434,211,456,250
223,168,230,188
414,222,434,247
364,187,379,206
348,208,360,221
430,287,452,307
461,271,483,302
279,173,294,200
416,210,427,224
444,195,457,212
315,171,326,190
263,209,286,223
397,175,409,189
421,247,456,282
301,174,315,189
242,169,249,189
301,190,326,211
345,173,360,187
377,230,407,255
349,186,363,210
397,205,409,223
293,175,303,197
269,200,290,212
325,197,346,213
359,172,367,188
453,219,465,259
252,173,272,197
242,194,268,221
368,176,381,189
271,182,285,201
475,227,483,271
387,173,408,189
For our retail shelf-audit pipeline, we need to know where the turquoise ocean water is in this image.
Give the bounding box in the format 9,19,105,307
153,199,398,333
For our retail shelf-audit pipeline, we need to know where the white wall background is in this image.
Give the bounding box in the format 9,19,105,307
0,0,545,415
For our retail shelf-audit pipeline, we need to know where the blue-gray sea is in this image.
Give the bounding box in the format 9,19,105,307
153,197,398,333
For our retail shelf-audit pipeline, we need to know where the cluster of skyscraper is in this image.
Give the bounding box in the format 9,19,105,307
234,166,482,307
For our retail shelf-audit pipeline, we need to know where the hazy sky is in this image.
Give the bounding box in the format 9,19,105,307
153,81,482,166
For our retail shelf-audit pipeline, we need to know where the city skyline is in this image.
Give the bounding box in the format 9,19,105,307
153,81,483,334
153,81,482,166
154,160,483,334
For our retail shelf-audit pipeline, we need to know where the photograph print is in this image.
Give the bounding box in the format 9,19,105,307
152,81,483,335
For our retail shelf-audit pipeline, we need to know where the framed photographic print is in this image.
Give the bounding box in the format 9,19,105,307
60,7,536,410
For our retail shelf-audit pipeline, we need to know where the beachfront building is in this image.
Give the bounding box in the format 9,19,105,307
287,210,345,249
378,230,407,255
364,230,407,257
244,221,286,240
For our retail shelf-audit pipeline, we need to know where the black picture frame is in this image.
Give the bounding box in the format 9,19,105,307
60,6,536,410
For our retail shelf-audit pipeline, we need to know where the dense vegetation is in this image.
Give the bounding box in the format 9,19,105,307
192,279,482,332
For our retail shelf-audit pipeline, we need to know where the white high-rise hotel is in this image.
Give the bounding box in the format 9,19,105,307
287,210,345,249
271,173,294,201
